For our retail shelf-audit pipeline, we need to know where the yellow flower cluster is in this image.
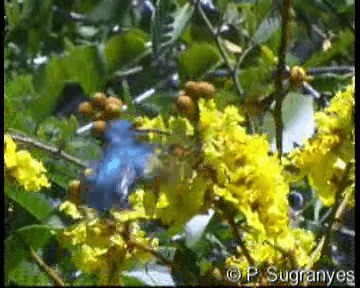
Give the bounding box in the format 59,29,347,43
59,201,158,285
287,79,354,206
134,116,211,229
4,135,51,192
225,228,316,284
199,99,289,237
136,97,317,276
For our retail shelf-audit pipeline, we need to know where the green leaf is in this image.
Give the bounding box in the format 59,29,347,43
4,74,37,133
252,16,280,46
152,1,194,57
238,66,272,91
5,0,21,28
5,182,53,222
170,3,195,46
172,246,200,285
86,0,132,24
121,275,146,286
31,45,104,121
178,43,221,81
15,225,54,249
104,29,148,74
6,260,51,285
5,225,53,283
45,157,83,189
36,115,78,147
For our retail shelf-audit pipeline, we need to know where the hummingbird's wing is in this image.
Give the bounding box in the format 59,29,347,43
113,161,137,209
80,120,157,212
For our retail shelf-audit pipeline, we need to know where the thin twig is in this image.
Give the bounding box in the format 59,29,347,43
30,248,65,286
273,0,292,156
196,2,244,101
7,131,88,169
113,66,144,78
227,216,255,266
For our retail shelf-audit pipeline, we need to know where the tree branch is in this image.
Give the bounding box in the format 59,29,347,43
7,131,88,169
273,0,292,156
30,248,65,286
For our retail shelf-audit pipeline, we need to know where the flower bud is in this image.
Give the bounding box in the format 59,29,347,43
289,66,306,87
78,101,93,117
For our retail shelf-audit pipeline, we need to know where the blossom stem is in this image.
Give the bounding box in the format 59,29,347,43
7,131,88,169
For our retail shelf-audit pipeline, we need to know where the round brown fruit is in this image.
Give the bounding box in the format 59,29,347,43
184,81,201,99
91,92,107,108
198,82,215,99
94,120,106,136
78,101,93,117
104,102,122,119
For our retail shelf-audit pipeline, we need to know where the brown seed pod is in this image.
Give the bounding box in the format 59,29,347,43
184,81,202,99
78,101,93,117
106,96,123,107
176,95,196,116
94,120,106,136
198,82,216,99
104,102,122,119
289,66,306,87
91,92,107,109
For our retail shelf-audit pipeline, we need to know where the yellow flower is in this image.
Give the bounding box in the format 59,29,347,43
198,99,289,237
59,206,158,285
287,80,354,206
226,228,317,284
4,134,51,192
59,201,83,220
4,135,17,168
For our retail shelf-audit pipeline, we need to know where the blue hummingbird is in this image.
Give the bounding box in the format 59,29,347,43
80,120,156,211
